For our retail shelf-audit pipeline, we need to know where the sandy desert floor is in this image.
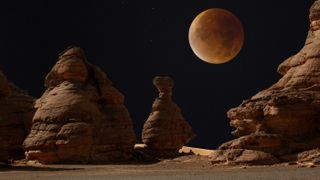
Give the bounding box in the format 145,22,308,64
1,155,320,180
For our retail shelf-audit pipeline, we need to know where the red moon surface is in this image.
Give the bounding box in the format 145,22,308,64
189,8,244,64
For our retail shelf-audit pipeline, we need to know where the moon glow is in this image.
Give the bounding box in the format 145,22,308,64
188,8,244,64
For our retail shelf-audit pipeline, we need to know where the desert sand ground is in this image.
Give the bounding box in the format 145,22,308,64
1,154,320,180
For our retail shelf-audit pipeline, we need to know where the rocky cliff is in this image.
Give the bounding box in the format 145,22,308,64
210,0,320,166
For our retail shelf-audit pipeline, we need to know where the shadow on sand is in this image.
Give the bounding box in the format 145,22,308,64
0,158,160,172
0,164,82,172
0,149,194,172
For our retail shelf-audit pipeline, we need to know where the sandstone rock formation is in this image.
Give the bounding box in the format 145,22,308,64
210,0,320,166
297,149,320,166
142,76,195,155
0,71,34,162
23,47,136,164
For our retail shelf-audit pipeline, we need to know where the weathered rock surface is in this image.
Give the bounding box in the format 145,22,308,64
297,149,320,165
210,0,320,166
0,71,34,162
23,47,136,164
142,76,195,155
209,149,279,166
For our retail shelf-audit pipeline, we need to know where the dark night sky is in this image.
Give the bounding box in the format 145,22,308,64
0,0,315,148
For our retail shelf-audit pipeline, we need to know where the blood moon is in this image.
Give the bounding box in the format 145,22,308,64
188,8,244,64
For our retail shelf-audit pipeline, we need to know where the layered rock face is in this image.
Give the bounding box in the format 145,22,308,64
210,0,320,166
0,71,34,162
23,47,136,164
142,76,195,154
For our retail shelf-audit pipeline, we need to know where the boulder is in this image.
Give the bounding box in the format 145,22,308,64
0,71,34,162
23,47,136,164
297,149,320,165
209,149,279,166
142,76,195,155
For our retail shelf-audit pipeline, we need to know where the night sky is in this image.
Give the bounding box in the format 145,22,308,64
0,0,315,148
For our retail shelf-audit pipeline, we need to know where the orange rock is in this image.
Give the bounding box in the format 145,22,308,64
23,47,136,164
210,0,320,165
142,76,195,154
298,149,320,165
209,149,279,165
0,71,34,162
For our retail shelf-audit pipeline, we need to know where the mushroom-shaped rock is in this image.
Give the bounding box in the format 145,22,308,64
0,71,34,162
23,47,136,164
142,76,195,154
210,0,320,166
